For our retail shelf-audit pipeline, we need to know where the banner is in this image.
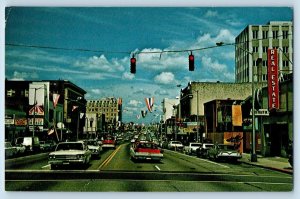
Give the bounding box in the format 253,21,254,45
267,49,279,110
53,93,60,108
145,97,154,112
29,105,44,116
232,105,242,126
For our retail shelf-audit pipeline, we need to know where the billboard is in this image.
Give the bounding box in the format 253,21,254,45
267,49,279,110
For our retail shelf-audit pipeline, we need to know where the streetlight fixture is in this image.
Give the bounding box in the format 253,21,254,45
216,41,258,162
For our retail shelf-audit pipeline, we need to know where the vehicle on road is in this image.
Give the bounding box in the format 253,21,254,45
5,142,17,158
167,141,184,151
22,136,41,152
196,143,214,158
183,142,202,155
86,140,102,158
207,143,242,162
48,141,92,170
130,141,163,162
14,137,26,156
101,135,116,149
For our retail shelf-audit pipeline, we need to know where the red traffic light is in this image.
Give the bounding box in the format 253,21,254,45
189,53,194,71
130,56,136,74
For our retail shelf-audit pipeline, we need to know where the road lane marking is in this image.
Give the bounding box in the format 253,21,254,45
166,149,229,168
41,164,50,169
154,165,161,171
98,145,122,170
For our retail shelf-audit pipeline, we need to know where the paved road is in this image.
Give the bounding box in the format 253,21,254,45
5,142,293,191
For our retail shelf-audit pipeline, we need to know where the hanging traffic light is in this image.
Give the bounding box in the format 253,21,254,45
130,55,136,74
189,52,194,71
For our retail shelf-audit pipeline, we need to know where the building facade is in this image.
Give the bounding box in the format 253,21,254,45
86,97,122,133
235,21,293,83
5,80,86,142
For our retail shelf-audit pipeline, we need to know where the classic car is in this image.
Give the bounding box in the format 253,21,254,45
86,140,102,158
207,143,242,162
183,142,202,155
101,135,116,149
167,141,184,151
196,143,214,158
5,142,17,158
48,141,92,169
130,141,163,162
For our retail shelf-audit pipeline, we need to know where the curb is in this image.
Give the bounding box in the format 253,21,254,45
241,160,293,175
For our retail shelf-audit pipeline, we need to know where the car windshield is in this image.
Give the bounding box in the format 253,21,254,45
56,143,84,151
137,143,158,149
218,145,235,150
87,141,98,146
172,141,182,144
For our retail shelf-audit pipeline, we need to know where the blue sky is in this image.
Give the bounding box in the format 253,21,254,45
4,7,293,123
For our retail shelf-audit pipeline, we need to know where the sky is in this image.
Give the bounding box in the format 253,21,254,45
4,6,293,124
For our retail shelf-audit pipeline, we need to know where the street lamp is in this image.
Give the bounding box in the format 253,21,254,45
30,85,46,138
216,41,258,162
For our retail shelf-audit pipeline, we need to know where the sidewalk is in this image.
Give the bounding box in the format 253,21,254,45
240,153,293,175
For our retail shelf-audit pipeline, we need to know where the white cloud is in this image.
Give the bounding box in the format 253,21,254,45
128,100,142,107
10,71,38,80
122,72,135,80
201,57,227,72
205,10,218,18
74,54,124,72
154,72,175,84
215,29,235,43
90,88,103,95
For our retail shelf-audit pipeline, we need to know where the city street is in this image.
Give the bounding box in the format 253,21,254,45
5,143,293,191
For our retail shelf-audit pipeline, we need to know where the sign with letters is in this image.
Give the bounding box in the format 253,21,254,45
267,49,279,110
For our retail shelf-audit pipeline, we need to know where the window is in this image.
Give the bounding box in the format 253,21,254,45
252,46,258,53
262,31,268,39
7,89,15,97
283,47,288,53
263,46,268,53
282,31,289,39
273,30,279,39
252,30,258,39
283,60,289,67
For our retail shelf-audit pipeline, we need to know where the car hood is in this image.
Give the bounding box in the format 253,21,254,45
88,145,100,150
49,150,86,155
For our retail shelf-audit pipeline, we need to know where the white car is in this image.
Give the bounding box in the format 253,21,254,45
167,141,184,151
5,142,17,158
86,140,102,158
183,142,202,155
48,141,92,169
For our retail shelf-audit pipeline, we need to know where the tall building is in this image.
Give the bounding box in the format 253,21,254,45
86,97,122,132
235,21,293,83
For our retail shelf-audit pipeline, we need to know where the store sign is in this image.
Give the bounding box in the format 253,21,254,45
5,118,14,125
28,118,44,125
267,49,279,110
15,118,28,126
250,109,270,116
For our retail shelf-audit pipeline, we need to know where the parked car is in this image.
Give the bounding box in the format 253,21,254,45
183,142,202,155
196,143,214,158
48,141,92,170
5,142,17,158
130,141,163,162
22,136,40,152
207,143,242,162
14,137,26,155
167,141,184,151
86,140,102,158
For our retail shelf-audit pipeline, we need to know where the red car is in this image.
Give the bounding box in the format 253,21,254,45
130,141,163,162
101,135,116,149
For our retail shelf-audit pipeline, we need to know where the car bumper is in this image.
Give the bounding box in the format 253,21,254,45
49,159,85,165
131,152,163,160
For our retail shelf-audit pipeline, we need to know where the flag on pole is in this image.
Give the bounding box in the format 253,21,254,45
141,110,147,118
52,93,60,108
48,127,54,135
145,97,154,112
72,106,78,111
